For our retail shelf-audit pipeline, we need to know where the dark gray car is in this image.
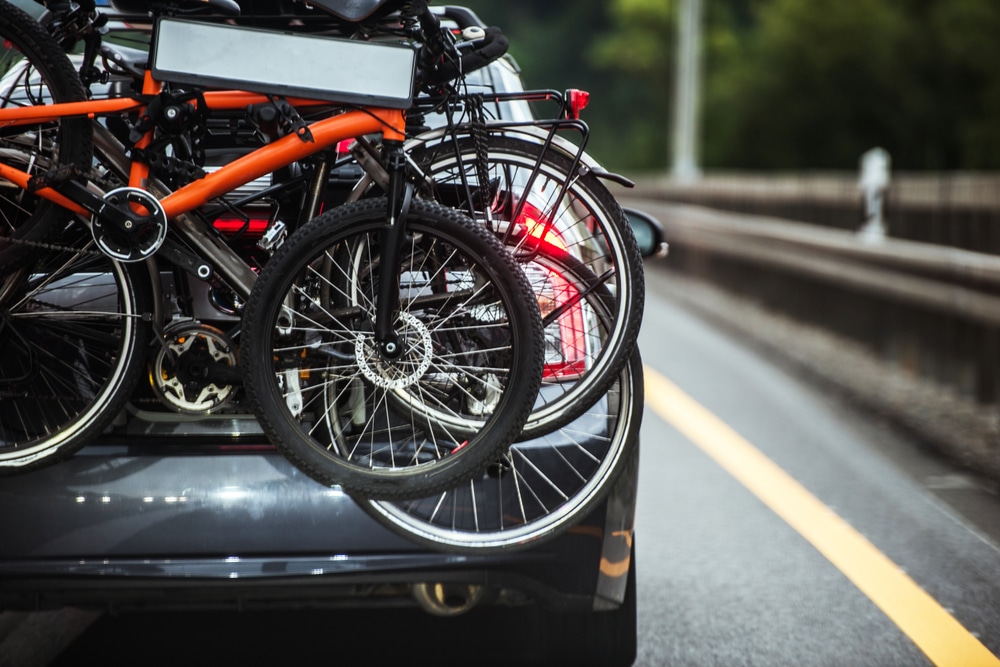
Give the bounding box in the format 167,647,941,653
0,3,659,664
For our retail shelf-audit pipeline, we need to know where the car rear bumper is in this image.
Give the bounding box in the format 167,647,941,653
0,438,636,613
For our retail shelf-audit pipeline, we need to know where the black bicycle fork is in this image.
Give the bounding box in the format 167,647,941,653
373,140,414,359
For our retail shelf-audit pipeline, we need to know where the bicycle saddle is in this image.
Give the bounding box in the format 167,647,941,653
108,0,241,16
301,0,404,22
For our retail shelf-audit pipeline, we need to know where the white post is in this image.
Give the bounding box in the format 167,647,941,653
672,0,702,183
858,147,890,242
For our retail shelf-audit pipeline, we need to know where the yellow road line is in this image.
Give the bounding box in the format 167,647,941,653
643,366,1000,667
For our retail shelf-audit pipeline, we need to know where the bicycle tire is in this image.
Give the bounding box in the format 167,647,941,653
0,0,94,273
362,349,643,554
240,197,545,500
410,134,645,438
0,224,154,474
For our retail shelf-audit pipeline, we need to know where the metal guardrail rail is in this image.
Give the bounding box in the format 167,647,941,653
621,197,1000,327
630,172,1000,254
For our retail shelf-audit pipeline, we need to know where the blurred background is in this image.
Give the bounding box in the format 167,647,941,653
459,0,1000,174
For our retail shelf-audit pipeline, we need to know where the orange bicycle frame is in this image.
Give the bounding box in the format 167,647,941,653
0,71,406,220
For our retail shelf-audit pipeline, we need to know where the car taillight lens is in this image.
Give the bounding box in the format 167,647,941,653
518,204,588,380
537,271,588,380
518,201,567,251
212,216,269,237
336,139,354,156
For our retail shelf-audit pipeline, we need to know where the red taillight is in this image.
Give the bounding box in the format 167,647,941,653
543,270,587,380
518,201,567,251
213,217,269,237
335,139,354,155
567,89,590,120
519,204,588,380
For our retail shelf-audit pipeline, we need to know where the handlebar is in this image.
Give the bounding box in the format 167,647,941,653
451,26,509,81
402,0,508,87
417,24,509,87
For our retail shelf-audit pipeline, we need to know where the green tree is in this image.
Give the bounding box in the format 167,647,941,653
918,0,1000,169
454,0,1000,171
705,0,1000,169
588,0,675,171
706,0,911,168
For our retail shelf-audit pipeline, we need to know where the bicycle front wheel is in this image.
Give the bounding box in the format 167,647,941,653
240,197,545,500
0,0,93,273
0,224,154,474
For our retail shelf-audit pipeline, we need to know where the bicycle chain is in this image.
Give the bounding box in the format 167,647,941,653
2,152,130,257
2,235,103,256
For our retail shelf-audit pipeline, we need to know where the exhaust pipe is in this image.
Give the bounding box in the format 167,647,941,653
411,582,484,617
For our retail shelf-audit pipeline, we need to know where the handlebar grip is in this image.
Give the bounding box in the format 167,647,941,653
415,0,442,36
421,26,509,86
458,26,509,76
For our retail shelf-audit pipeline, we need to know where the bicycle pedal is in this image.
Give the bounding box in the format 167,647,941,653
26,164,80,193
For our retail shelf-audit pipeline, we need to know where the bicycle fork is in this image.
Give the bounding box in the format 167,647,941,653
373,140,413,358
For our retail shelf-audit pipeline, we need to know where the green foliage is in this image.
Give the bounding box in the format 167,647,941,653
589,0,674,76
922,0,1000,168
707,0,910,168
452,0,1000,170
705,0,1000,169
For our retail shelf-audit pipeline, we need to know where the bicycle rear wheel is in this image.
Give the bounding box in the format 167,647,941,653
0,223,154,473
0,0,93,272
240,197,545,500
362,349,643,553
411,134,644,439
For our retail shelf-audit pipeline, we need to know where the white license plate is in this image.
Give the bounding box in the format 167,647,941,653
152,18,416,108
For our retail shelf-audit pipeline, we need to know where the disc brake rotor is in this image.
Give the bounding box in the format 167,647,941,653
355,311,433,390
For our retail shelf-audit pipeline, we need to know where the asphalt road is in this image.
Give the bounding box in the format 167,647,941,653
16,264,1000,666
633,263,1000,666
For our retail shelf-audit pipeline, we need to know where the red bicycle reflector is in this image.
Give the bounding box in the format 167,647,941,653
568,89,590,120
